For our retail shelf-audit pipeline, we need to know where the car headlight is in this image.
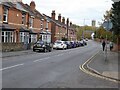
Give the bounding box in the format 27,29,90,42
33,44,36,47
42,45,45,47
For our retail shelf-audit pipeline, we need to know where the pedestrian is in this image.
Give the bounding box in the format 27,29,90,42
102,40,106,51
109,41,113,51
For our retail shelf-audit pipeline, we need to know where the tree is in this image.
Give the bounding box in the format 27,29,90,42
94,26,112,40
103,9,112,21
110,1,120,50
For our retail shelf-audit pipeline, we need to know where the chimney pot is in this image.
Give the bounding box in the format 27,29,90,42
70,22,72,26
62,17,65,24
67,18,69,26
58,14,61,22
30,1,36,11
51,10,56,20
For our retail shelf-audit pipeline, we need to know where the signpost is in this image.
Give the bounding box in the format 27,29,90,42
102,20,113,61
102,20,113,31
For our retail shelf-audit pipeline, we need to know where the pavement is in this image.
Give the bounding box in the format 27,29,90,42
1,49,35,58
86,49,120,82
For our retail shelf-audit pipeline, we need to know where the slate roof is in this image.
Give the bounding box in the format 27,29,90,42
23,4,44,19
43,14,67,28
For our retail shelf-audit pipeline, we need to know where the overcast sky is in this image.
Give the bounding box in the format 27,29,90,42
22,0,113,26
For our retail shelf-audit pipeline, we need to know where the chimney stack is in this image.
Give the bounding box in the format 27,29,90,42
66,18,69,40
62,17,65,24
58,14,61,22
51,10,56,20
70,22,72,26
67,18,69,26
30,1,36,11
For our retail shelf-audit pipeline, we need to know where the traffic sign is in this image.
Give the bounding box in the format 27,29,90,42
102,20,113,31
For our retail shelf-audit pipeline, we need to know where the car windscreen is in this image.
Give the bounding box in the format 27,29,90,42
36,41,44,45
55,41,62,44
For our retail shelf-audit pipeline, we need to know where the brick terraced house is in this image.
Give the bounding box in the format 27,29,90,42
43,10,77,43
0,1,77,52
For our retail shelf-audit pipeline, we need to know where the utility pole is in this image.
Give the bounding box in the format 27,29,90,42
66,18,69,40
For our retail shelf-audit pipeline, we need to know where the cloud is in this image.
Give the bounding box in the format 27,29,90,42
23,0,113,26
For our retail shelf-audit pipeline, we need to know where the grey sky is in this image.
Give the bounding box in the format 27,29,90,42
23,0,113,26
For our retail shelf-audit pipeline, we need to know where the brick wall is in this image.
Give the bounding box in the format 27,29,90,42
33,18,40,29
48,22,51,32
8,8,22,24
2,43,25,52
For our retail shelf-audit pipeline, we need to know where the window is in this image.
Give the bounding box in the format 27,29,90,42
22,13,26,25
2,31,13,43
29,18,33,28
2,32,4,42
46,20,49,29
41,21,43,30
31,35,37,43
3,8,8,22
20,32,25,42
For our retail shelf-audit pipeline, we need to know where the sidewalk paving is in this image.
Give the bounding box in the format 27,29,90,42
88,49,120,80
1,49,35,58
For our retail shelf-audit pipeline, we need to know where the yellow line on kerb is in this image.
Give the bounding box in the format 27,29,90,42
79,50,119,83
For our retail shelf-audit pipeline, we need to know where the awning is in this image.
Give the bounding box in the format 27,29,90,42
0,24,15,31
20,26,29,32
29,29,38,34
40,31,51,35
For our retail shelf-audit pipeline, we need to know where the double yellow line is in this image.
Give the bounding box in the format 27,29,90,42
79,50,120,83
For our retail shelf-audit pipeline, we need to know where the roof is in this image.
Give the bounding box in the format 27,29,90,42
43,14,67,27
0,2,14,8
23,4,44,19
0,24,15,31
20,26,29,32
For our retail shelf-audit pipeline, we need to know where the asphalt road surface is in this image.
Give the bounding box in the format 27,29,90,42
2,40,118,88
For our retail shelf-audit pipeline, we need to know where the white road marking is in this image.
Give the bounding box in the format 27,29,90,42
0,63,24,71
33,57,50,62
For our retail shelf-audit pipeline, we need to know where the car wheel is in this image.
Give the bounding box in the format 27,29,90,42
33,49,35,52
49,49,51,52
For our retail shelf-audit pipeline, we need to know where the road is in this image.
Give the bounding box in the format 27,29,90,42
2,40,118,88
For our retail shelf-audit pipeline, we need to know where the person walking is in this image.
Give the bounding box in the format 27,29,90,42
102,40,106,51
109,41,113,51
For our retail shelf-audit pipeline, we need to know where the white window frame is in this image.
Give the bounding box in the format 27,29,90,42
41,21,43,30
20,32,25,43
2,31,13,43
3,8,8,23
22,13,26,25
29,17,33,28
31,34,37,43
46,20,49,29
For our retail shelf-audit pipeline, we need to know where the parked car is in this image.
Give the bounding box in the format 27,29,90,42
33,40,52,52
82,39,87,45
64,41,72,49
79,40,84,46
70,41,76,48
53,40,67,50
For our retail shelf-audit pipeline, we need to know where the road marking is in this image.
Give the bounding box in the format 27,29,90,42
0,63,24,71
33,57,50,62
79,50,120,83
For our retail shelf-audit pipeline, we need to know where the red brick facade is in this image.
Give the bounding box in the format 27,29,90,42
0,1,77,51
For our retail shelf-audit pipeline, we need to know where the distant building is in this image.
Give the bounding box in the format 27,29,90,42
92,20,96,27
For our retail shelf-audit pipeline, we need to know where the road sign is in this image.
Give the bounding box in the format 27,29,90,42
102,20,113,31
